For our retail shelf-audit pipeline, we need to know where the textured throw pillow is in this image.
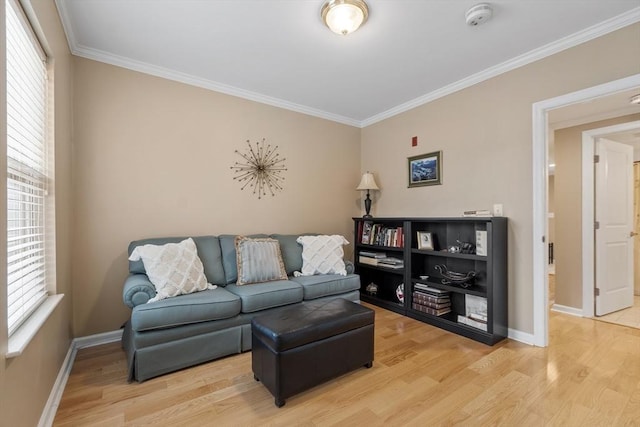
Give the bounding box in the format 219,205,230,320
128,237,216,302
295,235,349,276
235,236,288,285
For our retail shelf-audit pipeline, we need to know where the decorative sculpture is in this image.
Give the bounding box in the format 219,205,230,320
231,138,287,199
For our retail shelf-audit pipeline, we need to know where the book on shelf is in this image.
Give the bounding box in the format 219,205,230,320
412,298,451,310
378,257,403,265
465,295,488,320
412,303,451,316
359,251,387,258
413,284,450,295
475,230,487,256
358,256,380,266
361,221,373,244
457,315,488,331
469,312,487,322
377,256,403,269
462,210,492,217
378,263,403,270
412,291,450,305
360,223,404,248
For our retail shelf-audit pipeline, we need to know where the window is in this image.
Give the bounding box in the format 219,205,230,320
6,0,53,336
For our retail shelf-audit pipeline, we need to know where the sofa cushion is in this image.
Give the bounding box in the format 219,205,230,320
225,280,303,313
128,236,226,286
131,287,241,332
129,238,216,302
290,274,361,300
296,235,349,276
235,236,288,285
268,234,306,275
219,234,269,284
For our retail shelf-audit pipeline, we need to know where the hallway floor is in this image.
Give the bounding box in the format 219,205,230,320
550,270,639,330
596,295,640,329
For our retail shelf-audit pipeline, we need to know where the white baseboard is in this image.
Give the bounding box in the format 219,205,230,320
74,329,123,349
38,329,123,427
551,304,583,317
508,328,535,346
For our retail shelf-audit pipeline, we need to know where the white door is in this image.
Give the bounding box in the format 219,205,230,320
595,138,634,316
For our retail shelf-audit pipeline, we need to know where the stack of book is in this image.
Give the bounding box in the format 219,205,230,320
358,251,386,266
462,209,492,217
457,295,488,331
412,285,451,316
457,313,488,331
377,257,403,269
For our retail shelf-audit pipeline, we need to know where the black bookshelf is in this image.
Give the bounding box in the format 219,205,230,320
353,217,508,345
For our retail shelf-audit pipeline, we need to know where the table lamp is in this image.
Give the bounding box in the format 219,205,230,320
356,171,379,218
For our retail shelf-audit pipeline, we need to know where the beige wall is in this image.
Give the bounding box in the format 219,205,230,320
554,114,640,309
361,23,640,334
72,58,361,336
0,1,74,426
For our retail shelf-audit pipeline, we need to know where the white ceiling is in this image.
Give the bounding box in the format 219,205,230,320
54,0,640,127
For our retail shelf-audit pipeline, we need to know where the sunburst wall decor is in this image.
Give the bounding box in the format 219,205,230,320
231,138,287,199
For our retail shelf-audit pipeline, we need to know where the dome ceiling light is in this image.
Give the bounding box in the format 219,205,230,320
321,0,369,36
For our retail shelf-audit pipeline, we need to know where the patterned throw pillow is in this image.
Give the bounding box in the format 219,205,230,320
128,237,216,302
235,236,288,285
295,235,348,276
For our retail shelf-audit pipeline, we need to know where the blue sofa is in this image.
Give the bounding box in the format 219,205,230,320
121,234,360,382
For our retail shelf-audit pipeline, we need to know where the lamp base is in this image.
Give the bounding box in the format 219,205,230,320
363,191,373,218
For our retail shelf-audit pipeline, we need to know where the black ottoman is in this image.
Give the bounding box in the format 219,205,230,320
251,298,375,407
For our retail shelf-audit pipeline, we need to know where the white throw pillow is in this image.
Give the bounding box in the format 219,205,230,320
295,235,349,276
128,237,216,303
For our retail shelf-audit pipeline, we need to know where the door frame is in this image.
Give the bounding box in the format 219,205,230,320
532,73,640,347
582,122,640,318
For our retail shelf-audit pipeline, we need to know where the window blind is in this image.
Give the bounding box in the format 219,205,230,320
6,0,50,335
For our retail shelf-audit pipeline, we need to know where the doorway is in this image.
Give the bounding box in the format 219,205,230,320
532,73,640,347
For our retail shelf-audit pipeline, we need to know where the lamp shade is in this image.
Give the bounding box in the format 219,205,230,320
321,0,369,36
356,172,379,191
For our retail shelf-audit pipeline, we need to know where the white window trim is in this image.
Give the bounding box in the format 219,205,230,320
6,294,63,358
5,0,60,355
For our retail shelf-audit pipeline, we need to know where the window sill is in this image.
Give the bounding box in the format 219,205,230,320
6,294,64,358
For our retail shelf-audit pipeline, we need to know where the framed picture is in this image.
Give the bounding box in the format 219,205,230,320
408,151,442,187
417,231,434,250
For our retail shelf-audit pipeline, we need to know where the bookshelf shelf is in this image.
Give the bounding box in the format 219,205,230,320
353,217,508,346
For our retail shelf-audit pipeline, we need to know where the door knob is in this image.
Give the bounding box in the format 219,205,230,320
631,231,639,237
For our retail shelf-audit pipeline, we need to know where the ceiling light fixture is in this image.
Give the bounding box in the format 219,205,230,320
630,94,640,105
321,0,369,36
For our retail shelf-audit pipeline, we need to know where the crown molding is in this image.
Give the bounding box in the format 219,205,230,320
55,0,640,129
361,6,640,127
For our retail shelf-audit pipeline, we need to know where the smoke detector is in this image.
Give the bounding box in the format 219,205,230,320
466,3,493,26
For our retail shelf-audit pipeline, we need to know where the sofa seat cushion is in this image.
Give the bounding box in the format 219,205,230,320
131,287,241,332
225,281,303,313
290,274,361,300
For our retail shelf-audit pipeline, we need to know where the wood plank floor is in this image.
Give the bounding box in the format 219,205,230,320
53,304,640,426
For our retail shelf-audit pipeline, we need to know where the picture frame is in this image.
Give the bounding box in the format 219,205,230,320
408,151,442,187
417,231,434,250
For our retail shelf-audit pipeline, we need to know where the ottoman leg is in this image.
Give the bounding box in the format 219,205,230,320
365,361,373,368
254,374,260,382
275,397,285,408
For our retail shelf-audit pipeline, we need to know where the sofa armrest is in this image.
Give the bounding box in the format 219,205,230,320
345,260,355,275
123,274,156,308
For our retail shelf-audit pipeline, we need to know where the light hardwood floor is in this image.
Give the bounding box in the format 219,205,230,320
53,304,640,426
